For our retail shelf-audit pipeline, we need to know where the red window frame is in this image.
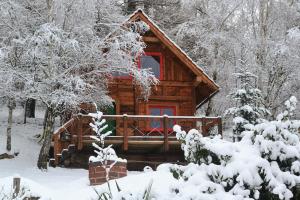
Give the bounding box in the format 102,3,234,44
148,105,176,131
138,52,164,80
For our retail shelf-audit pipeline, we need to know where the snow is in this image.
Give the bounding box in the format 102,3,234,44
1,97,300,199
173,98,300,199
0,107,174,200
287,27,300,41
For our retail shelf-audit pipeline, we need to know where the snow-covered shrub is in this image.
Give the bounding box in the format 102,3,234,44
89,111,125,163
89,110,126,170
0,186,39,200
93,180,153,200
225,69,269,141
89,110,127,198
173,96,300,200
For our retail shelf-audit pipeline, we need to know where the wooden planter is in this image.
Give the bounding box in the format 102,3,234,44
89,160,127,185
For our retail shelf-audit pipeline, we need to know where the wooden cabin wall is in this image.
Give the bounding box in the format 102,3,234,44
107,33,198,136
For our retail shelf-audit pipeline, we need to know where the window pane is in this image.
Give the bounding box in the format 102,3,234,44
150,108,160,116
150,120,161,129
162,108,175,116
163,108,175,128
140,55,161,78
150,108,161,128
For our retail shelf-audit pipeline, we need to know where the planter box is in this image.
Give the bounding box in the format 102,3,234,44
89,161,127,185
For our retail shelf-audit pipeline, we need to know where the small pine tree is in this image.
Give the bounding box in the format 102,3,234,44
226,68,269,141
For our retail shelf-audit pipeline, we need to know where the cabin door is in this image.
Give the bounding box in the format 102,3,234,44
103,102,116,136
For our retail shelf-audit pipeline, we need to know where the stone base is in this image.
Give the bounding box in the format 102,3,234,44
89,161,127,185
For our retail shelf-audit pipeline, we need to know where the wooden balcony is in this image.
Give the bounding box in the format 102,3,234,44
51,114,222,167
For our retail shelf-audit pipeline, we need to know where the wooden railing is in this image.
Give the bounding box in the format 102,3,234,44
100,114,222,152
52,114,222,165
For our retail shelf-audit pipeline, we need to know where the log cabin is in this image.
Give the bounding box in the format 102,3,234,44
50,10,221,170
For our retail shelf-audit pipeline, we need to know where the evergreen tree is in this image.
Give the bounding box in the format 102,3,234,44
226,68,269,141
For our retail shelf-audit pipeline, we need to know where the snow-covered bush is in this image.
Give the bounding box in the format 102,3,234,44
173,96,300,200
0,177,43,200
89,110,126,169
0,186,39,200
225,69,269,141
89,110,128,199
93,180,153,200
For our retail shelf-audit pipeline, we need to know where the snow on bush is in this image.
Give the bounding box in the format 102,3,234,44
88,111,126,164
173,96,300,200
0,176,49,200
225,69,269,141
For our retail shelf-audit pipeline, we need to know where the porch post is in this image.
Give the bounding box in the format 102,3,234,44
202,118,207,136
123,114,128,151
217,117,222,136
77,114,83,150
163,115,169,152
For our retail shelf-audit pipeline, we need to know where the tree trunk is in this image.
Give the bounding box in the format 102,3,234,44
6,98,16,152
39,108,49,143
37,107,55,170
205,71,217,116
23,100,27,124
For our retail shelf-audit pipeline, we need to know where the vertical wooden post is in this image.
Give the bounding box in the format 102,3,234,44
53,133,61,166
13,177,20,198
202,118,207,136
217,117,222,136
123,114,128,151
163,115,169,152
77,115,83,150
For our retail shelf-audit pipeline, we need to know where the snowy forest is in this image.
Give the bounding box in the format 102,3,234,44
0,0,300,200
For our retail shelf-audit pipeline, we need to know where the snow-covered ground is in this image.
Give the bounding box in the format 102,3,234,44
0,106,174,200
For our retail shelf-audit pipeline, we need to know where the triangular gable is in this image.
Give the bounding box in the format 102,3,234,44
128,9,219,107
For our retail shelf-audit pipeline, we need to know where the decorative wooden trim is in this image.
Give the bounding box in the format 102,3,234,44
142,36,160,43
146,95,192,101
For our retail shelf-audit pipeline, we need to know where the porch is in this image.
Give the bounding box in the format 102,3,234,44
51,114,222,169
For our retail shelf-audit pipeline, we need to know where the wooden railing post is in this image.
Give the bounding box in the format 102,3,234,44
217,117,222,136
77,114,83,150
53,133,61,165
202,118,207,136
163,115,169,152
123,114,128,151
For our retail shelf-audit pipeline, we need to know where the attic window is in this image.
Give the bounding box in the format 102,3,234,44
139,52,163,80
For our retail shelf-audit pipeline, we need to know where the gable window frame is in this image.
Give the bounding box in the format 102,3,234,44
148,105,176,132
138,52,164,80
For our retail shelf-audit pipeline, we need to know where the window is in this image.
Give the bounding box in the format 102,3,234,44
149,106,176,129
112,52,163,80
139,52,163,80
